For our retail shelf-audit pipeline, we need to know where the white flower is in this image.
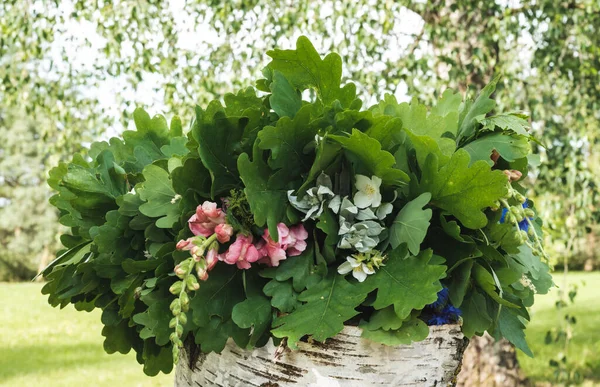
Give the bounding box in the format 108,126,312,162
337,256,375,282
353,175,382,208
170,194,182,204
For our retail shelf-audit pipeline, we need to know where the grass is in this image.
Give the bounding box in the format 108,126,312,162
0,283,172,387
1,273,599,386
518,271,600,385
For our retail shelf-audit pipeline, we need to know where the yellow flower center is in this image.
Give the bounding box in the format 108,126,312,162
364,184,376,196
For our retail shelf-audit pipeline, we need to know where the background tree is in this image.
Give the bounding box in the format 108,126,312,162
1,5,598,382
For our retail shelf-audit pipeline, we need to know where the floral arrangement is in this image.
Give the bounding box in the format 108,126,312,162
42,37,552,376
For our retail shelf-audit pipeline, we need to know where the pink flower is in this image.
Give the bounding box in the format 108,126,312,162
215,223,233,243
260,223,290,267
188,201,226,237
196,265,209,281
176,238,193,251
205,246,219,271
221,234,261,270
286,224,309,256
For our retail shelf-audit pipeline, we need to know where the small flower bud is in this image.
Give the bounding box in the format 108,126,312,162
180,292,189,307
174,264,186,278
185,275,200,291
520,230,528,242
179,312,187,325
169,317,178,329
169,281,183,295
176,323,184,336
170,299,182,315
524,209,535,218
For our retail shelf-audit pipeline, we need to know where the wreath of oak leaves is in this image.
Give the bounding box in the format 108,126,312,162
42,36,551,375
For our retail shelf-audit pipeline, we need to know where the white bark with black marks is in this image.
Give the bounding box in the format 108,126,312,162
175,325,468,387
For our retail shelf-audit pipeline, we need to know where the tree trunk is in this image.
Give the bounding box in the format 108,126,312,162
457,334,529,387
175,325,468,386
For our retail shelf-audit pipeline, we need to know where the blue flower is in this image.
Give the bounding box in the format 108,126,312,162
427,305,462,326
427,287,449,311
500,207,509,223
499,201,532,232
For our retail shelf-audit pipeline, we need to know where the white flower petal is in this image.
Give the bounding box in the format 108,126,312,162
346,257,361,267
353,268,368,282
354,191,372,208
362,264,375,275
337,261,353,275
371,175,382,188
355,174,371,191
371,192,382,208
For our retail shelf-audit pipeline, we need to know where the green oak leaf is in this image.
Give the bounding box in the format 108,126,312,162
160,136,189,157
194,317,249,353
263,279,300,313
361,248,445,319
361,306,404,331
297,140,342,196
257,105,317,179
190,265,245,327
431,89,463,119
171,157,211,198
238,144,288,241
265,35,356,107
329,129,409,186
360,314,429,346
461,289,494,337
493,307,533,357
448,260,474,307
223,87,265,116
418,149,509,229
271,272,368,349
140,341,174,376
458,73,500,141
389,192,432,254
472,263,520,308
478,112,530,136
269,70,302,118
102,320,135,354
137,164,180,228
231,295,272,346
192,102,247,197
132,298,172,346
463,133,530,166
511,245,554,294
272,244,323,292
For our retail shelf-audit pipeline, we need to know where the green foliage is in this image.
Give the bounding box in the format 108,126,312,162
361,249,445,319
389,193,432,254
39,36,552,376
361,313,429,346
271,272,367,349
417,150,509,229
263,36,356,107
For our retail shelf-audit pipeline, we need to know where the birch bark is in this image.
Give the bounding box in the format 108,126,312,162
175,325,468,387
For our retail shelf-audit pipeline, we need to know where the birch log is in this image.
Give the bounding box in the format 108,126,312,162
175,325,468,387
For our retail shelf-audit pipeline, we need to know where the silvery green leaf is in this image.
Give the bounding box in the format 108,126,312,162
329,195,342,213
316,173,333,191
376,203,393,220
356,208,378,221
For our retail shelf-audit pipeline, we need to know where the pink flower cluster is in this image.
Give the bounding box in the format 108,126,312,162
188,201,233,243
223,223,309,269
176,201,309,278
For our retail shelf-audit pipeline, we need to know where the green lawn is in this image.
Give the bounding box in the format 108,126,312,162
1,273,599,386
0,283,172,387
518,271,600,385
